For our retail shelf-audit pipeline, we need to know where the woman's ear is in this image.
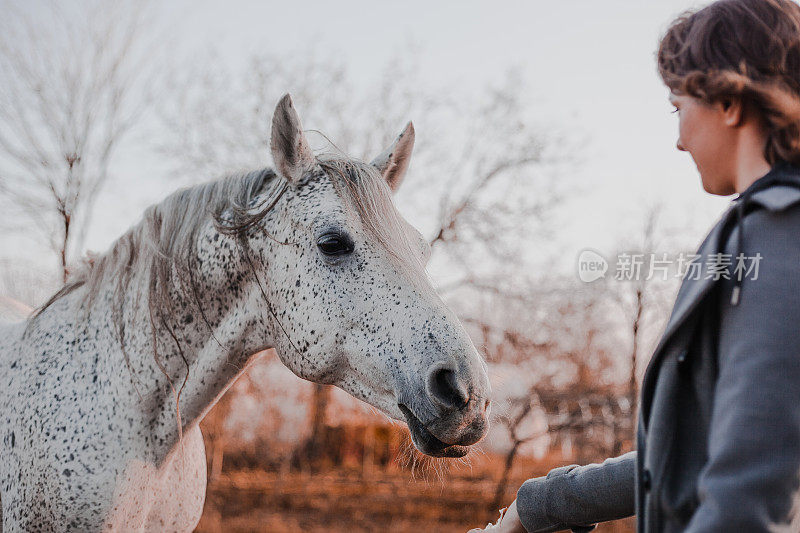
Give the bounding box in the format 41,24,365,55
721,96,745,127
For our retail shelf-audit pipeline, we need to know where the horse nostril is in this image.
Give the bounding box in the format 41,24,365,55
426,364,469,410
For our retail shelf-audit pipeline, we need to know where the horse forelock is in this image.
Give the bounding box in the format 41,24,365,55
317,155,426,277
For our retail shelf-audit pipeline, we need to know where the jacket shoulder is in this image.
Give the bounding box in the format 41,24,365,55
748,184,800,212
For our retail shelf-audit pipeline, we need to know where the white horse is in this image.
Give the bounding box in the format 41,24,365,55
0,95,491,532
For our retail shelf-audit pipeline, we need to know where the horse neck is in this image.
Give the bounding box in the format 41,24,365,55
76,248,276,460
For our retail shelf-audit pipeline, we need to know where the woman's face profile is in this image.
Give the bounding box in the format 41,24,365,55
670,92,739,196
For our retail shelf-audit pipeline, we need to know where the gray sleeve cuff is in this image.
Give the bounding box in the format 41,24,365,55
516,452,636,532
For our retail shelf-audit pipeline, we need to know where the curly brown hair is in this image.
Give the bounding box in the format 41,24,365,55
658,0,800,165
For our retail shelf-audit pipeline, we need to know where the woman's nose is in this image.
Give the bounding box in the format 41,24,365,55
676,139,686,151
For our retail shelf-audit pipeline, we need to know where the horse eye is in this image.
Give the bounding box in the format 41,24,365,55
317,233,354,256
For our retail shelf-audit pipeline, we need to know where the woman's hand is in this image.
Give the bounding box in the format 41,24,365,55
467,499,527,533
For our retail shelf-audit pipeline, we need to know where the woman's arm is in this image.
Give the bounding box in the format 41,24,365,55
685,205,800,531
514,451,636,532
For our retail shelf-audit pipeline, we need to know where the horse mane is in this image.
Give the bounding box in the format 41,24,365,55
31,155,422,331
31,168,281,325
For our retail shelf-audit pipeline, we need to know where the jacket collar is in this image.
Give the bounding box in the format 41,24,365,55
739,161,800,211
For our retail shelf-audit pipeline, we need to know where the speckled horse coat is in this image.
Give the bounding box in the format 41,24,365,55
0,95,491,532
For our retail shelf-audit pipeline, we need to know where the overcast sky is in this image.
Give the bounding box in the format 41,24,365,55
5,0,737,287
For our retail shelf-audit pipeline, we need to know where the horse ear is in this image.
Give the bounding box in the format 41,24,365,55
270,93,314,184
371,122,415,193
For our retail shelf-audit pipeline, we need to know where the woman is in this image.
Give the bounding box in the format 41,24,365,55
470,0,800,531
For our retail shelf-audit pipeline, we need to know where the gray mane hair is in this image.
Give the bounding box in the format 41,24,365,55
30,168,281,330
29,155,423,342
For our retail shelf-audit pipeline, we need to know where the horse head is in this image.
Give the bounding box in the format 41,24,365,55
235,94,492,457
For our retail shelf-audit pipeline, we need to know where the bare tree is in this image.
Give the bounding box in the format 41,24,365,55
431,72,559,246
489,391,540,513
607,203,679,448
0,1,157,281
300,383,332,472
